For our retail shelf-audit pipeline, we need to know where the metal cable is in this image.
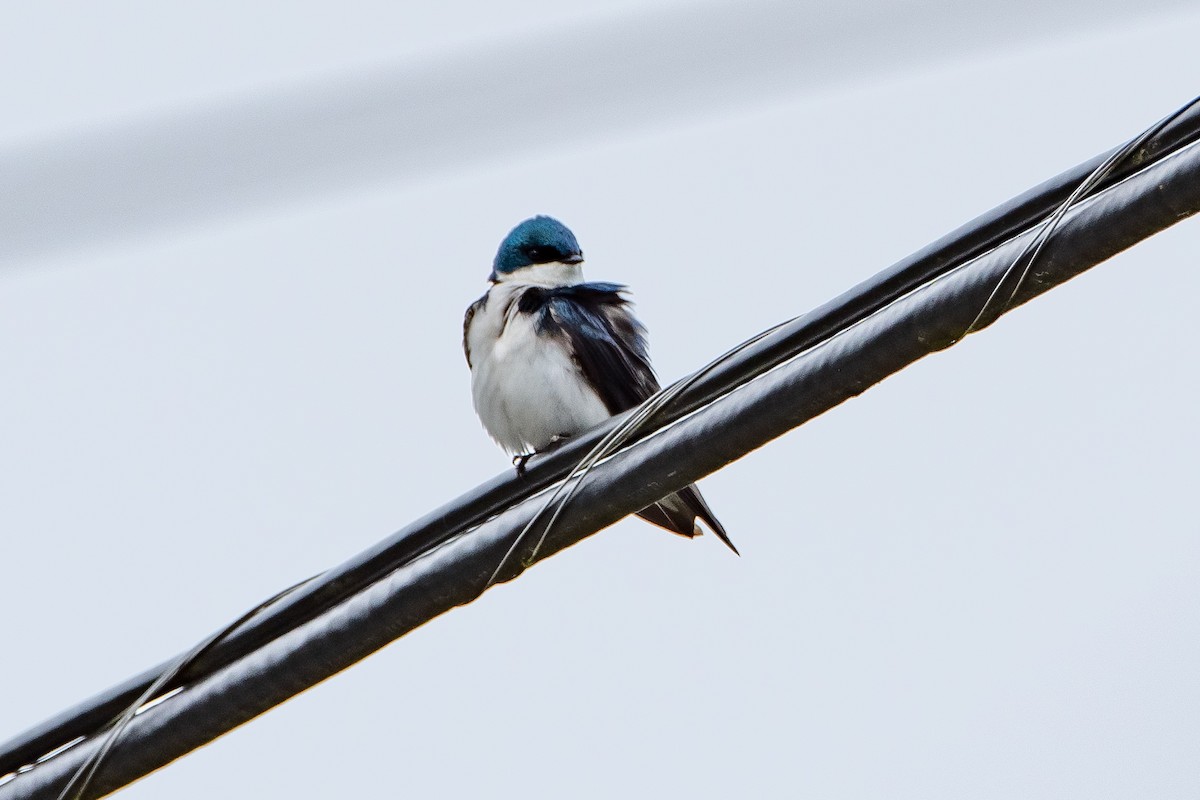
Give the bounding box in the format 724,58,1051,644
3,104,1199,799
3,98,1200,783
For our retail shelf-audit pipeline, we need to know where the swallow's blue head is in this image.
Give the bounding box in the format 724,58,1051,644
491,216,584,282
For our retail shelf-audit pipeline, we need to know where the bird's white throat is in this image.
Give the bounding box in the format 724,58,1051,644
495,260,585,287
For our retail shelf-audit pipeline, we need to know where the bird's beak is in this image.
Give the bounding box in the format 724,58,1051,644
562,253,584,264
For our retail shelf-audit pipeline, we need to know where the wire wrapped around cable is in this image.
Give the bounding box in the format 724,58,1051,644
5,101,1200,781
3,110,1199,799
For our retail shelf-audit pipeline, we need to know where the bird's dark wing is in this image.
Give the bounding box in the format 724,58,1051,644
462,293,487,368
520,282,738,554
520,282,659,414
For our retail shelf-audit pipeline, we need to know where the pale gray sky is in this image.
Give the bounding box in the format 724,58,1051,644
2,2,1198,798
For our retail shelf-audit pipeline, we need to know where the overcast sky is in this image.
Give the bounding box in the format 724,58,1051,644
2,2,1199,798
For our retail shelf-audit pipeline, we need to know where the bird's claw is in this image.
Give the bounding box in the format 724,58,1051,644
512,435,572,476
513,453,533,476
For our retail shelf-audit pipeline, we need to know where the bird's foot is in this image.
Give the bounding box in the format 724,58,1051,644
512,435,573,477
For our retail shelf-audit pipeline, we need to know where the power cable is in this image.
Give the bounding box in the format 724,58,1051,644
2,97,1199,798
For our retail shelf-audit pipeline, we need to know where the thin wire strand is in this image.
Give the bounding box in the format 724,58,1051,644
56,575,320,800
963,95,1200,336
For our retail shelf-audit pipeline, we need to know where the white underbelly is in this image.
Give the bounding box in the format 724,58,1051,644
470,309,610,454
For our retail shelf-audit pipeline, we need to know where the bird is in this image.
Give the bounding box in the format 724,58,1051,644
463,215,737,554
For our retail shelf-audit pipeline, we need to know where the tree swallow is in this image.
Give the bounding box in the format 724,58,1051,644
463,215,736,553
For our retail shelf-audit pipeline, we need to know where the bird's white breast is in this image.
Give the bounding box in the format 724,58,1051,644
466,280,611,454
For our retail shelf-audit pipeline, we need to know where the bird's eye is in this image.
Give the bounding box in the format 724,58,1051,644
525,246,547,262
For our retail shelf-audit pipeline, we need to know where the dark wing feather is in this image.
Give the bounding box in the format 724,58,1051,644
523,282,659,414
462,293,487,368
